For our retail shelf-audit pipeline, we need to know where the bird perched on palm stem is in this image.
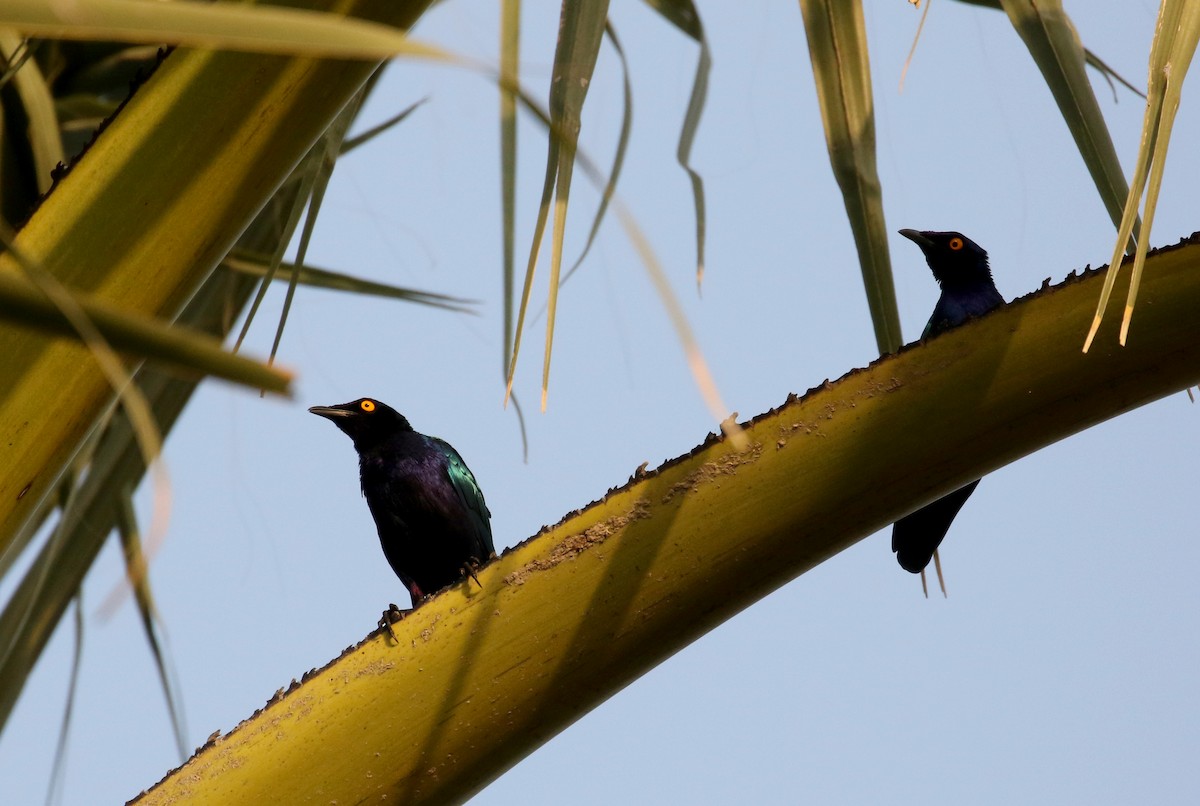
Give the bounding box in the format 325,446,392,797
892,229,1005,596
310,398,495,625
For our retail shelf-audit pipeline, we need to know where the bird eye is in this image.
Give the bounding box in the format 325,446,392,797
948,237,964,251
360,400,376,412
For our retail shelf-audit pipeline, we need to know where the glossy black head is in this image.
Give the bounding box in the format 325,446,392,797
309,398,412,449
899,229,992,289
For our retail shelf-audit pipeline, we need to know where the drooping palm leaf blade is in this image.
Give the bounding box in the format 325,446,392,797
643,0,709,290
799,0,902,355
1084,0,1200,349
0,0,435,566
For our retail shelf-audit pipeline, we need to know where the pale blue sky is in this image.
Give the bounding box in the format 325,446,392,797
2,2,1198,804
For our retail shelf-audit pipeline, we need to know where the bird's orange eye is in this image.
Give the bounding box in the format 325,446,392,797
948,237,964,251
361,399,376,412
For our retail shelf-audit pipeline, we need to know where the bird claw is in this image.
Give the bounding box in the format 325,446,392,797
379,603,408,641
461,557,484,590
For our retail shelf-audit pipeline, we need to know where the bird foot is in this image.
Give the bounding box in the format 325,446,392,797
379,603,409,641
461,558,484,590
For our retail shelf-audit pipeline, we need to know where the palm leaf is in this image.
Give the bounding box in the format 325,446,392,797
800,0,902,354
1084,0,1200,349
643,0,710,290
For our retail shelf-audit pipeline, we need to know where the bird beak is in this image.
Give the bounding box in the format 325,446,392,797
899,228,934,250
309,405,353,420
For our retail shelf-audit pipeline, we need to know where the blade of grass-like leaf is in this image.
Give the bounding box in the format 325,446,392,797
499,92,561,413
997,0,1137,242
0,29,64,195
559,21,631,288
115,490,188,761
539,0,608,411
235,61,393,352
1085,49,1147,102
503,7,598,409
497,59,733,427
341,96,425,155
1116,124,1173,345
46,596,83,806
1082,87,1157,352
232,146,323,354
222,255,476,313
676,33,709,293
498,0,530,460
3,0,451,62
1118,1,1199,345
0,268,292,393
543,171,573,412
899,0,934,92
799,0,902,355
232,64,398,349
643,0,709,291
1084,0,1199,351
256,65,413,375
0,31,31,86
265,83,367,367
500,0,520,374
0,470,88,733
